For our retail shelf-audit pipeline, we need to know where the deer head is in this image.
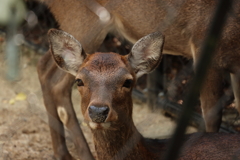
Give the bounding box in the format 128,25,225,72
48,29,164,130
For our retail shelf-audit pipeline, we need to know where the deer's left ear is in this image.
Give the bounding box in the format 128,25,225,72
128,32,164,78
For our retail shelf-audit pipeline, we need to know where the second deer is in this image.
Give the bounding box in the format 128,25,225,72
48,29,240,160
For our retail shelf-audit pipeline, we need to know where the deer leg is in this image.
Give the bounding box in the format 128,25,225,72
37,51,93,160
200,68,224,132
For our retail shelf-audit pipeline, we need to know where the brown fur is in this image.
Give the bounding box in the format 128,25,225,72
61,51,240,160
39,0,240,131
47,29,240,160
77,52,240,160
37,0,240,159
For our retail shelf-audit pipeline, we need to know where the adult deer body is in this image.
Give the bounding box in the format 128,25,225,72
48,29,240,160
38,0,240,159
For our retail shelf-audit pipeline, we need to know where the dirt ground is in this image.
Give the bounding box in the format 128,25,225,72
0,38,197,159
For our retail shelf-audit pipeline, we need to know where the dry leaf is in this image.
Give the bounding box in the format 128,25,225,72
15,93,27,101
9,98,15,105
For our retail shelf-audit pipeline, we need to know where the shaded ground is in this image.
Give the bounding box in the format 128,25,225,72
0,35,197,159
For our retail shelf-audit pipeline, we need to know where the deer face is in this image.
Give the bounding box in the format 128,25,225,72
48,29,164,130
75,52,135,129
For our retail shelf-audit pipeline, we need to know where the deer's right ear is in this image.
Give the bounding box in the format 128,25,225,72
48,29,86,76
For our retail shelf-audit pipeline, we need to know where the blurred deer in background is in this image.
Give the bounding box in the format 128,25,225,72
37,0,240,159
48,29,240,160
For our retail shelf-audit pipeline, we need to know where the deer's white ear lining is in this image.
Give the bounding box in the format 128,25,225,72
128,32,164,78
48,29,86,76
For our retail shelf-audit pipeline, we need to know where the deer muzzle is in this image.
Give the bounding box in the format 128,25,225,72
88,105,109,123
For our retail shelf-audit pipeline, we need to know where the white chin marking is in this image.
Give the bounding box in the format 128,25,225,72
89,122,98,129
89,122,111,129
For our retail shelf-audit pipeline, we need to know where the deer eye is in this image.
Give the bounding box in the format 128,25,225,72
123,79,133,88
75,79,84,86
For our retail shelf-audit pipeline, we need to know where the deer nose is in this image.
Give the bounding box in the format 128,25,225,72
88,105,109,123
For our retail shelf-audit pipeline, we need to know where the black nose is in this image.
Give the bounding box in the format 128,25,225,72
88,105,109,123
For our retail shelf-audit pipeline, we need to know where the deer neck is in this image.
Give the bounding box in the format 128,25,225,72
91,118,145,160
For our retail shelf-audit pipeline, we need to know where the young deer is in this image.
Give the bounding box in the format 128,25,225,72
48,29,240,160
37,0,240,159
